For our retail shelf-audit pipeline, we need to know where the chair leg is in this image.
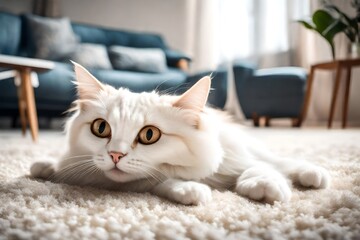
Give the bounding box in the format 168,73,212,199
328,64,342,129
252,113,259,127
342,67,351,129
292,118,301,127
265,116,270,127
299,66,315,127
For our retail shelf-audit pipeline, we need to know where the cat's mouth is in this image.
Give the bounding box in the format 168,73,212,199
104,166,137,182
109,167,127,175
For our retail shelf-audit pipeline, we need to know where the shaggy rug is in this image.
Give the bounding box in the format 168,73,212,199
0,128,359,240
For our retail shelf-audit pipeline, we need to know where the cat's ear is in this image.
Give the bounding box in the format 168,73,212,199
173,76,211,112
71,61,104,100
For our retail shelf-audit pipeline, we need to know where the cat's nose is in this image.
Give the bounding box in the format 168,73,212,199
109,151,127,164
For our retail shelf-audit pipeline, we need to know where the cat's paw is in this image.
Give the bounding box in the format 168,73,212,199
170,181,212,205
235,169,292,203
30,162,55,179
297,166,331,189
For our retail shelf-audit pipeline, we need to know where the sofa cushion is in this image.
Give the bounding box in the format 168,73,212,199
250,67,307,98
35,63,186,103
25,15,79,60
72,23,167,49
109,46,167,73
233,65,307,119
72,23,123,46
69,43,112,70
92,68,187,93
127,32,166,49
0,12,22,55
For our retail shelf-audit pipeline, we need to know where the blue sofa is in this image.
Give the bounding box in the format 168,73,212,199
233,60,307,127
0,12,227,122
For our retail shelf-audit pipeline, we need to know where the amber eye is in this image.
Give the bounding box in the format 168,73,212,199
91,118,111,138
138,126,161,145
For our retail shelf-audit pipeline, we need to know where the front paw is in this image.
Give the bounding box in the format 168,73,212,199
298,166,331,189
236,173,292,203
30,162,55,179
170,182,212,205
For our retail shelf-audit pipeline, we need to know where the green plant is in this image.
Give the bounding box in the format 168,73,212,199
298,10,346,59
325,3,359,43
298,1,360,59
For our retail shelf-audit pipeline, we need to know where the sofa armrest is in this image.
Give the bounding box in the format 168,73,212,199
164,49,191,70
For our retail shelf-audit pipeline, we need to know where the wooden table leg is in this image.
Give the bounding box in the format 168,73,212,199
299,66,315,127
328,64,342,129
342,67,351,129
16,82,27,136
21,68,38,141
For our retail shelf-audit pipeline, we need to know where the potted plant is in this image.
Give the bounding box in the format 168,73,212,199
298,0,360,59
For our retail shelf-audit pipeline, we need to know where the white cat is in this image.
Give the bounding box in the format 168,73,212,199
31,62,331,205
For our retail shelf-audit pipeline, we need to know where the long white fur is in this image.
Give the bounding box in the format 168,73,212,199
31,62,331,205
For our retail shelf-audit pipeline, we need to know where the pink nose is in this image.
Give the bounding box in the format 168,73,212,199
109,151,127,164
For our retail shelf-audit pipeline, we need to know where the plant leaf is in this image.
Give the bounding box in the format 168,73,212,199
322,19,348,40
297,20,315,30
313,10,337,33
344,29,356,42
326,5,359,34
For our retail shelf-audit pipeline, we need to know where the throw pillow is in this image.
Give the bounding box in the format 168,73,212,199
70,43,112,70
108,46,167,73
26,15,79,60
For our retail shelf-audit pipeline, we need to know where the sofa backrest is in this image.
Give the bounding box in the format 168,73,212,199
0,12,171,59
71,23,167,50
0,12,22,55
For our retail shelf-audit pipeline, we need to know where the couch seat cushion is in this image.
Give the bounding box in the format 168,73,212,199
247,67,307,99
240,67,307,118
92,68,187,93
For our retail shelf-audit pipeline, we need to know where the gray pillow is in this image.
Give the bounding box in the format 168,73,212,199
26,15,79,60
109,46,167,73
70,43,112,70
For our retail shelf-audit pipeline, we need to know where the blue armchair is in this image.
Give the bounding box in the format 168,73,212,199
232,60,307,127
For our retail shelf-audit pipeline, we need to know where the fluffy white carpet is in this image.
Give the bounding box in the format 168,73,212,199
0,128,360,240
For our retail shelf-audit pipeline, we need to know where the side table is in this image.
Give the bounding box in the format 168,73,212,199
0,55,54,141
300,58,360,128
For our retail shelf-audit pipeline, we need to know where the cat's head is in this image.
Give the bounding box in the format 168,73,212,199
65,62,223,183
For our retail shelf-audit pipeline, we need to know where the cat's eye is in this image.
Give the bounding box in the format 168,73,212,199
91,118,111,138
138,126,161,145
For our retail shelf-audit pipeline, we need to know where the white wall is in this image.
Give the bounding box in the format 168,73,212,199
0,0,32,13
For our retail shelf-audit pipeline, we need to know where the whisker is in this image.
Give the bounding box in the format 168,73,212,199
50,159,95,182
61,155,94,161
128,159,167,180
125,164,163,183
140,162,168,179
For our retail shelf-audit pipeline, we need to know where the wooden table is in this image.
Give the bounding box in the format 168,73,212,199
300,58,360,128
0,55,54,141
